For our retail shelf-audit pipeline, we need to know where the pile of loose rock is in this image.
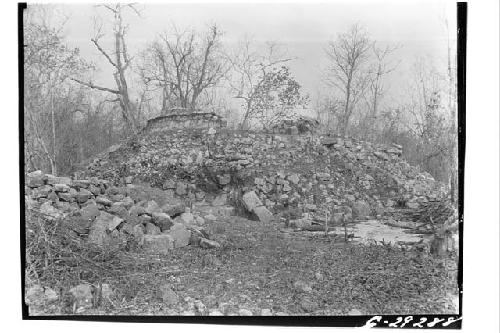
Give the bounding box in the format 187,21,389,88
270,116,319,135
25,170,221,254
81,127,447,230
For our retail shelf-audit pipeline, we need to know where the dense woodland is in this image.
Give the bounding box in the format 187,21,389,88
23,4,458,199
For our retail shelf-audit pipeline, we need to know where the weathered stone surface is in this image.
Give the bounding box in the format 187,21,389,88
261,309,273,316
121,196,135,209
124,223,145,243
26,171,46,188
162,179,176,190
145,222,161,235
212,193,227,206
72,179,90,189
46,175,72,186
217,174,231,185
129,205,147,216
348,309,363,315
44,287,59,303
39,202,65,220
95,196,113,206
88,184,102,196
352,200,371,219
100,284,113,300
31,185,51,199
108,202,129,219
331,212,344,225
58,192,73,202
75,188,92,204
373,151,389,160
212,205,235,217
175,182,187,196
242,191,263,212
159,284,179,305
406,201,419,209
162,202,185,217
293,280,313,293
238,309,253,316
178,210,195,224
88,211,123,246
187,225,209,246
143,234,174,254
152,212,173,231
55,201,78,214
209,309,224,316
25,285,45,306
140,214,152,224
80,202,100,222
289,218,312,229
69,284,94,310
253,205,274,223
47,191,59,202
300,298,318,312
199,238,221,249
168,223,191,248
145,200,162,215
110,193,125,202
54,183,70,192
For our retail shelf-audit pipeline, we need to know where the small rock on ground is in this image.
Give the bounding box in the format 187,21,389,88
238,308,253,316
261,308,273,316
159,285,178,305
209,309,224,316
348,309,363,315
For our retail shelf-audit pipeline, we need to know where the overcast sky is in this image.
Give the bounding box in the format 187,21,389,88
38,1,457,111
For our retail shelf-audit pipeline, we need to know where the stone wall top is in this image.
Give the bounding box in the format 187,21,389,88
144,110,227,133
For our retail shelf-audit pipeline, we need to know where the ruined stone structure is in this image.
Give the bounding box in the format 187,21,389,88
144,109,227,133
270,116,319,135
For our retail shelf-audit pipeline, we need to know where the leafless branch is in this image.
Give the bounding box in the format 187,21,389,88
71,78,120,95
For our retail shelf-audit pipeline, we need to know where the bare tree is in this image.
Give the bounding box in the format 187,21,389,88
325,24,372,136
361,43,400,139
24,5,91,175
72,4,141,132
139,24,228,111
228,40,303,129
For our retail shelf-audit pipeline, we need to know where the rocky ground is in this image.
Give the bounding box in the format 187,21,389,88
24,128,459,316
26,209,458,316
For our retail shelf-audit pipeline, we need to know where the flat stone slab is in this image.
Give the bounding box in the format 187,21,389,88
253,205,274,223
242,191,263,212
143,234,174,254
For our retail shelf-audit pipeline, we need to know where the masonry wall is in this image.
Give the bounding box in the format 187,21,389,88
144,112,226,133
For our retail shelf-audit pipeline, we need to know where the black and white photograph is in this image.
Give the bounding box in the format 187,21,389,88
7,0,497,330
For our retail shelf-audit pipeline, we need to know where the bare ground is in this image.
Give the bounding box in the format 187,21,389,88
28,213,459,316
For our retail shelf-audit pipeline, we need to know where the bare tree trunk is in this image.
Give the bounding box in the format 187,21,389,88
341,78,352,136
73,4,140,134
50,90,57,175
239,100,253,130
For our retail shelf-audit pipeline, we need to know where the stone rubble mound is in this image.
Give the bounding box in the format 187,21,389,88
81,127,447,227
25,170,221,254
